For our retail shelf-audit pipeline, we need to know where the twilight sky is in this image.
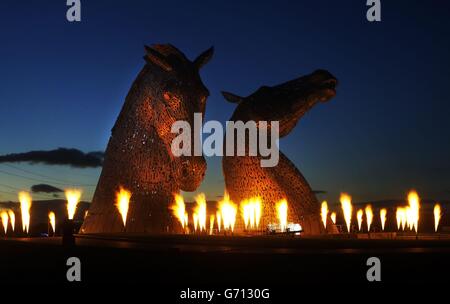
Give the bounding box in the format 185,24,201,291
0,0,449,203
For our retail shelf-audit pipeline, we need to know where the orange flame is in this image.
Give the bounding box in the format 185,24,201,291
194,193,207,232
171,194,188,229
340,193,352,233
48,211,56,234
356,209,363,231
321,201,329,229
406,206,413,230
184,213,188,229
218,192,237,232
380,208,387,231
330,212,337,224
216,211,222,232
396,207,407,230
209,215,215,235
396,207,401,230
19,191,32,233
241,197,262,230
1,211,8,234
276,199,288,232
365,205,373,232
193,213,198,232
116,187,131,227
434,203,441,232
401,208,407,230
407,190,420,233
65,189,82,220
7,210,15,232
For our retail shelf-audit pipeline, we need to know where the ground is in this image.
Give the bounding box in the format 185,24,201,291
0,235,449,296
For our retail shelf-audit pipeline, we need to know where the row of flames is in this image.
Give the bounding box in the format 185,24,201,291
169,193,289,234
4,186,443,236
1,189,82,235
111,188,289,233
320,190,443,233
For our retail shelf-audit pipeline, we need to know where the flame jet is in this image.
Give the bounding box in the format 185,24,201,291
65,189,82,220
48,211,56,234
356,209,363,231
116,187,131,227
209,215,215,235
340,193,352,233
216,211,222,232
365,205,373,232
194,193,207,232
184,213,188,229
321,201,329,229
396,207,406,231
241,197,262,230
407,190,420,233
171,194,187,230
1,211,8,234
434,204,441,232
380,208,387,231
8,210,15,232
396,208,402,230
218,192,237,232
276,199,288,232
330,212,336,225
19,191,32,234
193,213,199,232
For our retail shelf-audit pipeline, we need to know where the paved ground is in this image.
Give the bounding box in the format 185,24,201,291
0,234,449,295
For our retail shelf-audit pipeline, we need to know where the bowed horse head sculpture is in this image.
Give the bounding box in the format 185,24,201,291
222,69,338,234
222,69,337,137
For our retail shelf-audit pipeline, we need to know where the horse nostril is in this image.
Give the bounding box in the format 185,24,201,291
323,79,337,89
163,92,171,101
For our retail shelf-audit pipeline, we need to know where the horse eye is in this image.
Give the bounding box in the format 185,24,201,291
164,79,178,91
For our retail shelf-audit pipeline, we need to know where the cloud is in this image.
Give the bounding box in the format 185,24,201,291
31,184,64,193
0,148,104,168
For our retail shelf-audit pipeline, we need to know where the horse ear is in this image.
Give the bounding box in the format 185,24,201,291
221,91,244,103
194,46,214,69
144,45,173,71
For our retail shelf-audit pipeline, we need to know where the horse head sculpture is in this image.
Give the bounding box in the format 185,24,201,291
222,69,338,234
81,44,213,233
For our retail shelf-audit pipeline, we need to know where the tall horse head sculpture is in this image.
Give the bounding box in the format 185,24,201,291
81,44,213,233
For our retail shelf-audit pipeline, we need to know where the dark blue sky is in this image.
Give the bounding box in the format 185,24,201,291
0,0,449,203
